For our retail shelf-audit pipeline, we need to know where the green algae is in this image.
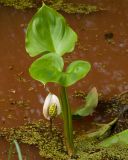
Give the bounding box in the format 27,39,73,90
49,1,99,14
0,120,128,160
0,120,68,160
0,0,35,9
0,92,127,159
75,135,128,160
0,0,100,14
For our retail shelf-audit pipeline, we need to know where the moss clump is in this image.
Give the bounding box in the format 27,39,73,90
0,0,100,14
0,93,127,159
0,120,68,160
0,0,36,9
0,120,128,160
75,135,128,160
49,1,99,14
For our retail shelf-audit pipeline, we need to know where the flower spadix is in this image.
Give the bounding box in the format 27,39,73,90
43,93,61,120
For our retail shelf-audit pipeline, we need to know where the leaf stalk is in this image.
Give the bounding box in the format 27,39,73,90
60,86,74,156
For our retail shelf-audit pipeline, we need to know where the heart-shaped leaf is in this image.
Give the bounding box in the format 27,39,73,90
29,53,64,84
59,60,91,87
29,54,91,87
26,4,77,57
73,87,98,117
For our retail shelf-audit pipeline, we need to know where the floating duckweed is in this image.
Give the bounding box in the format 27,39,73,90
75,135,128,160
50,1,99,14
0,0,35,9
0,0,100,14
0,120,68,159
0,120,127,160
0,92,127,159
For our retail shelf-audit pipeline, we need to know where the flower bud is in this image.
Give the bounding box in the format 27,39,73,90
43,93,61,120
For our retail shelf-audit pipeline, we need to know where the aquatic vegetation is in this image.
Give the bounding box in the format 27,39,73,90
85,118,118,140
99,129,128,147
0,120,127,160
0,0,100,14
8,140,23,160
3,121,68,160
0,91,127,159
25,4,92,156
73,87,98,117
0,1,127,159
0,0,35,9
49,0,99,14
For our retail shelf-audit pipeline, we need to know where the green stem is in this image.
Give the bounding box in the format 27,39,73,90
60,86,74,156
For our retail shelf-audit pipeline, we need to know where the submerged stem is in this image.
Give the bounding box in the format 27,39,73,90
60,86,74,156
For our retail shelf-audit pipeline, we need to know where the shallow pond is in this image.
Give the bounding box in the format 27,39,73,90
0,0,128,159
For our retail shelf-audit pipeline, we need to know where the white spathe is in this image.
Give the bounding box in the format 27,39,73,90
43,93,61,120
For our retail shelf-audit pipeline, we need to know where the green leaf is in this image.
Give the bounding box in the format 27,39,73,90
13,140,23,160
86,118,118,139
29,54,91,87
25,4,77,57
59,60,91,87
8,142,13,160
29,53,64,84
73,87,98,117
99,129,128,147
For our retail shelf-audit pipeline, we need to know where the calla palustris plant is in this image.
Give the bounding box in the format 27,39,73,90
25,4,91,156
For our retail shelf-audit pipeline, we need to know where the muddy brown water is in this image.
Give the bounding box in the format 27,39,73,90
0,0,128,159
